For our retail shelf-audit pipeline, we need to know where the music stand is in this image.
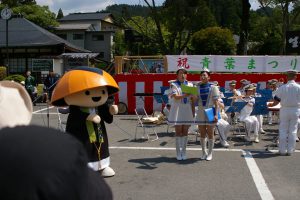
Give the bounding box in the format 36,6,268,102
251,97,269,116
222,98,233,107
256,89,272,100
225,101,247,113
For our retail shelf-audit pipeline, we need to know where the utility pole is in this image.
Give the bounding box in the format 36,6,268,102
1,7,12,76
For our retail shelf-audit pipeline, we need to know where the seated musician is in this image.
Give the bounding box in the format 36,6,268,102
252,83,267,134
236,84,259,143
216,97,230,147
225,80,241,96
225,80,241,124
238,79,251,96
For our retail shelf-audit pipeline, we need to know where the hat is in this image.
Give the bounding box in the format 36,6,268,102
269,79,278,85
51,67,119,106
251,83,257,87
240,79,248,84
0,125,113,200
285,69,298,74
229,80,237,85
0,81,32,129
244,84,256,91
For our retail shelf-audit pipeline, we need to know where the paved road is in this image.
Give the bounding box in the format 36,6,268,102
31,104,300,200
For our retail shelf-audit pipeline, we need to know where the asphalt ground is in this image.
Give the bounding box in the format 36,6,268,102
31,104,300,200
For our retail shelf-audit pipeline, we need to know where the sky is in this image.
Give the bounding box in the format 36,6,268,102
36,0,260,15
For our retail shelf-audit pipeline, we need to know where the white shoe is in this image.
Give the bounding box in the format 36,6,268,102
206,139,214,161
101,167,115,177
260,129,266,134
200,138,207,160
254,136,259,143
181,153,187,160
176,154,183,161
296,137,299,142
220,140,229,147
176,137,182,161
206,153,212,161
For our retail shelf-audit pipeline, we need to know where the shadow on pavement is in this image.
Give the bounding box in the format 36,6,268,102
128,156,200,169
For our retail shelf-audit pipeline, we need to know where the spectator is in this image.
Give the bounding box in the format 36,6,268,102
25,70,37,105
44,71,59,101
0,125,113,200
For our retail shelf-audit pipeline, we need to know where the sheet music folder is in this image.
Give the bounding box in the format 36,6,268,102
225,101,247,113
204,107,221,122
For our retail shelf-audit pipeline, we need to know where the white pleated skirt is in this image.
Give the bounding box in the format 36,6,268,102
167,102,194,125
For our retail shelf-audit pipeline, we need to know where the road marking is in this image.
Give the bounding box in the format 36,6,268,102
33,106,54,114
110,146,242,151
32,113,59,115
242,150,275,200
109,146,300,152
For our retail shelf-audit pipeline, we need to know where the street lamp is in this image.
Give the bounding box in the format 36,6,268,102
1,7,12,76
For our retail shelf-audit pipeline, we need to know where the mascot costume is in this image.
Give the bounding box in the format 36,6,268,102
51,67,119,177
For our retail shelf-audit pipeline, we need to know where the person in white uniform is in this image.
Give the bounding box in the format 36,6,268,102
195,69,219,161
268,70,300,156
237,84,259,143
252,83,266,134
268,79,279,125
216,98,230,147
168,68,194,160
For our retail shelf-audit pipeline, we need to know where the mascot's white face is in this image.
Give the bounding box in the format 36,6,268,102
64,86,108,107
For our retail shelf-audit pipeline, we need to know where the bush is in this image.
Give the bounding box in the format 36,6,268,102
4,74,26,83
0,66,7,81
190,27,236,55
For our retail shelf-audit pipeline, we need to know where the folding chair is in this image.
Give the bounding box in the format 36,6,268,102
225,101,248,141
134,108,159,141
57,107,69,132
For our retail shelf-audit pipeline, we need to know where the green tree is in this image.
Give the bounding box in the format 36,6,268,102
134,0,216,54
1,0,35,7
12,4,58,29
0,1,58,30
125,16,162,55
113,30,127,56
206,0,241,34
257,0,300,54
190,27,236,55
248,8,282,55
56,8,64,19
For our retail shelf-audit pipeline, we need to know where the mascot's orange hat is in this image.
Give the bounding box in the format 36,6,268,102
51,67,119,106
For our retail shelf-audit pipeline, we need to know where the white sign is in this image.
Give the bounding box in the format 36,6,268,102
166,55,300,73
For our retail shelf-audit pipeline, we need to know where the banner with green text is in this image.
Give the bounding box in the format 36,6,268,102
166,55,300,73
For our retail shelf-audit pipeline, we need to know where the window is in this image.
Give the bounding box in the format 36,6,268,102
73,34,83,40
92,34,104,41
57,34,67,40
99,52,104,58
7,58,26,73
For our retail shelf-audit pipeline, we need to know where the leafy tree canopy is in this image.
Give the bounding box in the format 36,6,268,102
190,27,236,55
0,2,58,29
